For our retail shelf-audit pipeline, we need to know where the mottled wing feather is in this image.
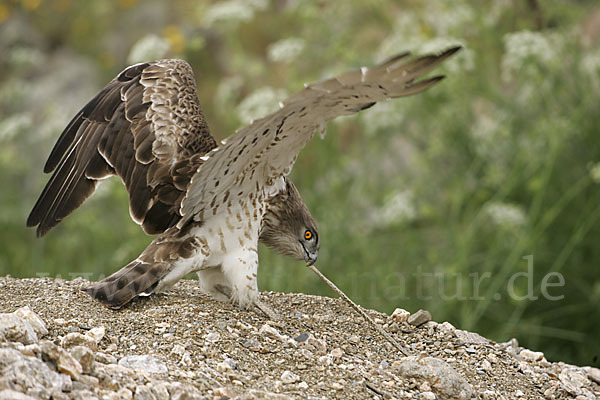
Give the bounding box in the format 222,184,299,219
179,46,460,225
27,59,216,237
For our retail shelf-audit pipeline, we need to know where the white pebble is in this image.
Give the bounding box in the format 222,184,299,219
281,370,299,384
330,348,343,358
520,349,544,362
420,391,436,400
391,308,410,323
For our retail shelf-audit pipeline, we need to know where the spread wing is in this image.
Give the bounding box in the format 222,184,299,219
179,46,460,225
27,59,216,237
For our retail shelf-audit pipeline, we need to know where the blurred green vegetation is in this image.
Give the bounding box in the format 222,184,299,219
1,0,599,367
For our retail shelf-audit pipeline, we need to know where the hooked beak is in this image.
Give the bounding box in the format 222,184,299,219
300,240,318,265
303,247,318,266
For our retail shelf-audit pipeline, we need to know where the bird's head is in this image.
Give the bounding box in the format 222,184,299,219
260,179,319,265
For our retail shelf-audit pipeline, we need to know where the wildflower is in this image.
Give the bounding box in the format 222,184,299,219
127,34,169,65
267,38,305,63
484,202,526,228
501,31,557,82
203,0,267,27
375,190,417,227
237,87,287,124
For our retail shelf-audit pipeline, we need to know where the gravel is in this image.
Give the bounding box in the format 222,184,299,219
0,276,599,399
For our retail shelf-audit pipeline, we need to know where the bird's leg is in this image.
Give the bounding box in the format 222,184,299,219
213,282,278,320
216,249,280,320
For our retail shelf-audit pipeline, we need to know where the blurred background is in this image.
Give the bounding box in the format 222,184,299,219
1,0,599,367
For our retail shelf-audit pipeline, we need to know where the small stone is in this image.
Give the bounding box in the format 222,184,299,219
420,392,436,400
306,334,327,352
519,349,544,362
438,321,456,334
170,344,186,355
69,345,94,373
78,374,99,387
0,313,38,345
95,351,117,364
407,309,432,327
331,380,345,390
454,329,488,345
213,387,235,398
348,334,360,344
298,381,308,389
259,324,286,341
392,356,472,400
115,388,133,400
40,340,82,380
14,306,48,338
480,389,498,400
481,359,492,371
317,355,332,365
53,318,66,326
61,332,97,351
515,389,525,397
0,389,38,400
391,308,410,322
205,331,220,343
87,326,105,344
559,367,591,396
583,366,600,384
294,332,309,342
133,385,155,400
330,347,343,359
150,382,169,400
217,361,232,373
487,353,498,364
281,370,299,384
118,355,168,376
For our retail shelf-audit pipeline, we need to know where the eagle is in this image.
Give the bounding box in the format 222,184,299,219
27,46,460,311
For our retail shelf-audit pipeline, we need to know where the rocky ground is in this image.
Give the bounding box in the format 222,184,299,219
0,276,598,400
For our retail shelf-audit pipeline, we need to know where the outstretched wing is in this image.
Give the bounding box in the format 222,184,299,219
27,59,216,237
179,46,460,225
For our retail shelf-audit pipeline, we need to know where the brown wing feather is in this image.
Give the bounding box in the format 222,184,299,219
179,46,461,225
27,59,217,237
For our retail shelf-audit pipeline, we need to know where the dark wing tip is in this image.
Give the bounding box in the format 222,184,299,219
380,51,412,68
439,45,462,59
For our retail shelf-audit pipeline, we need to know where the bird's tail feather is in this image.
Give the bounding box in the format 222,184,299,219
83,258,169,309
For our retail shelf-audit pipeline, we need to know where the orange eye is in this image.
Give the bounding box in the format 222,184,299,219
304,230,312,240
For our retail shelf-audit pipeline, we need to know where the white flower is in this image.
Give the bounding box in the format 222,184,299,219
484,202,526,228
422,1,475,36
588,162,600,183
580,50,600,89
360,101,405,136
501,30,557,82
6,46,43,69
267,38,305,63
216,75,244,107
0,113,32,141
203,0,267,27
237,87,287,124
482,0,512,27
377,12,423,62
127,34,170,64
375,190,417,227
